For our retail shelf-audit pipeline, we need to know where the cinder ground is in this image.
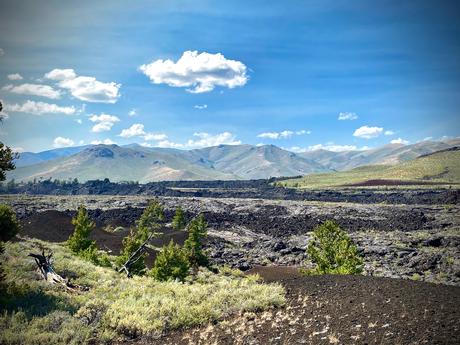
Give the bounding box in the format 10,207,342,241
145,271,460,345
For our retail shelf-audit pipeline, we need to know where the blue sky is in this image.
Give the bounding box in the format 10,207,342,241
0,0,459,152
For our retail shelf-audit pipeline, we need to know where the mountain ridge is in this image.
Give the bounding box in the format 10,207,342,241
8,139,460,182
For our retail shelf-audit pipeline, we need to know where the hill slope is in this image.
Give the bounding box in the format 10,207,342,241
280,147,460,188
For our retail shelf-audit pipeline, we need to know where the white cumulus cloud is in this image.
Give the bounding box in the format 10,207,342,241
139,50,248,93
194,104,208,109
338,112,358,120
257,129,309,140
2,83,62,99
144,133,168,141
7,73,23,81
91,139,117,145
4,100,76,115
384,130,395,136
353,125,383,139
128,109,137,117
155,132,241,149
89,113,120,132
119,123,146,138
53,136,74,148
45,68,120,103
390,138,409,145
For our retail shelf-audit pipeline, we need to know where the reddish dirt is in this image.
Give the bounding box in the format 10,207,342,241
145,271,460,345
343,179,451,187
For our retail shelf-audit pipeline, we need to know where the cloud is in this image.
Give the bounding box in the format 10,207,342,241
2,83,62,99
119,123,146,138
257,129,309,139
53,136,74,148
75,119,82,124
290,143,370,153
128,109,137,117
45,68,121,103
390,138,409,145
353,125,383,139
384,130,395,136
91,139,116,145
338,112,358,120
7,73,23,81
45,69,76,81
186,132,241,148
139,50,248,93
144,133,168,141
155,132,241,149
0,48,4,56
89,113,120,132
4,100,76,115
194,104,208,109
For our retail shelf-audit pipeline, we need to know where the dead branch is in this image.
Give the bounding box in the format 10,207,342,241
29,250,89,292
118,233,153,277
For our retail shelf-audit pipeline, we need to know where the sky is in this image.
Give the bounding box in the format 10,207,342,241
0,0,459,153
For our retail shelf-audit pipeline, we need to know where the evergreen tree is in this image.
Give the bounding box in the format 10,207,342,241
184,214,208,268
116,200,165,276
172,206,187,230
116,229,147,275
0,204,20,284
150,240,189,281
67,205,96,254
136,199,164,241
305,220,363,275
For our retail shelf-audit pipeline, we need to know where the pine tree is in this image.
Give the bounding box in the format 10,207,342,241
172,206,187,230
67,205,96,254
150,240,189,281
305,220,363,275
116,229,147,276
136,199,164,242
184,214,208,268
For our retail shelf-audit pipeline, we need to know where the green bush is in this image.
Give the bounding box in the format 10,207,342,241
184,214,209,268
171,206,186,230
0,204,20,242
303,220,363,275
150,240,190,282
67,206,95,254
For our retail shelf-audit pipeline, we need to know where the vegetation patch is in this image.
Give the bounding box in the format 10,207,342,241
0,238,285,344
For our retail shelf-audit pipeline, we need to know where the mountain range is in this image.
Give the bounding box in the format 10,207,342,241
7,138,460,183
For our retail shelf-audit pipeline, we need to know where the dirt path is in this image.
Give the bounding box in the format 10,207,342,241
146,271,460,345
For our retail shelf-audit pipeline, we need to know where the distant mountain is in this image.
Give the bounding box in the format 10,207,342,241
15,146,89,167
8,138,459,183
281,146,460,189
299,140,456,171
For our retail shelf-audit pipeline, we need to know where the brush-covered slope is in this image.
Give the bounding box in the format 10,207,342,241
280,147,460,188
299,141,455,171
9,145,238,183
187,144,328,179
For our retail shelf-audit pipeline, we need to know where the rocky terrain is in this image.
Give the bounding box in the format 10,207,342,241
2,194,459,286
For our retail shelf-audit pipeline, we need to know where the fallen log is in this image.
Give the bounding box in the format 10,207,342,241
29,250,89,292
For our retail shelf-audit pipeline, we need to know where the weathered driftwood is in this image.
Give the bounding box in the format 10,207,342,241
118,233,153,277
29,250,89,292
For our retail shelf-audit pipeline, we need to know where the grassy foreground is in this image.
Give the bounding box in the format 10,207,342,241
279,149,460,189
0,238,285,344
